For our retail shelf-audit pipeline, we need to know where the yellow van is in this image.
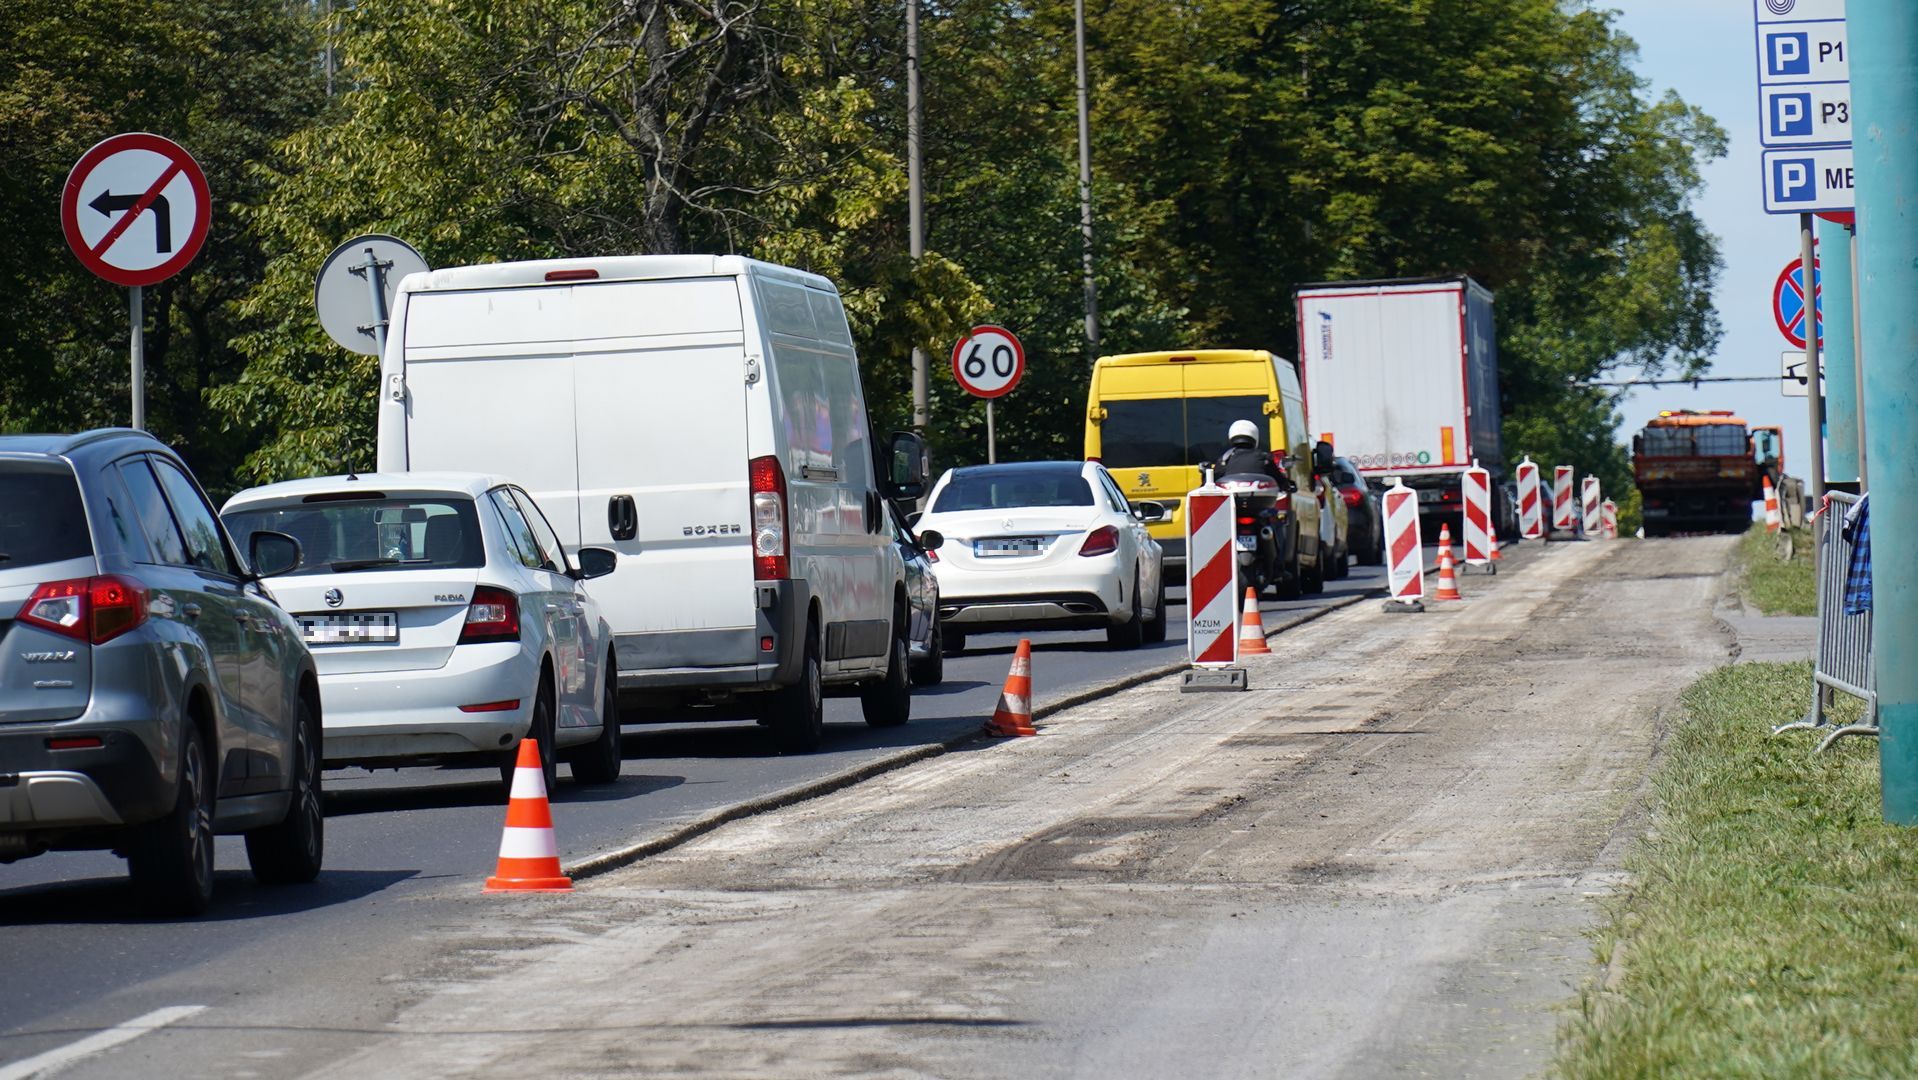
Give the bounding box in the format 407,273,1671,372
1084,349,1334,594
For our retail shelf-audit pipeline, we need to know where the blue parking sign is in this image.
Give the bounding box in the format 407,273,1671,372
1769,93,1813,137
1767,31,1811,76
1772,157,1816,203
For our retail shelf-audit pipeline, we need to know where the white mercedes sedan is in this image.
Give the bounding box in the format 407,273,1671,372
221,473,623,794
915,461,1166,652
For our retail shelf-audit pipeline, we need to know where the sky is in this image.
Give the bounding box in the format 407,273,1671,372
1603,0,1828,477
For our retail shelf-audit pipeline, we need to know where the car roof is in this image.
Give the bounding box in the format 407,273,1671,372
0,428,171,461
947,460,1091,477
221,472,511,511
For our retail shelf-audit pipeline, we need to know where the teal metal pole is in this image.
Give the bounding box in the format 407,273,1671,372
1819,218,1859,486
1851,0,1918,823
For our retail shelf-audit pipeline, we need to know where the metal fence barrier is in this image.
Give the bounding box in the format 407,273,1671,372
1772,490,1877,751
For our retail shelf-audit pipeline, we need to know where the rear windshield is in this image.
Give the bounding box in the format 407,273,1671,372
933,469,1094,512
0,463,92,571
223,497,484,575
1100,395,1270,469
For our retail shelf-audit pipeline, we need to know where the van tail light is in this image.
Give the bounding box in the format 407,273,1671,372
1078,525,1120,557
1342,487,1364,507
750,455,790,580
19,575,149,645
1086,456,1101,464
460,586,520,644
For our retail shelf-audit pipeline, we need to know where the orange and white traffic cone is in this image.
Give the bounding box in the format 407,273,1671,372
1434,538,1463,601
1237,587,1272,656
1763,476,1782,534
1488,530,1503,562
484,739,572,893
985,639,1038,737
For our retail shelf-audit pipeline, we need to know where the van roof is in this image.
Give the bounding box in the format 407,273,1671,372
396,255,837,296
1093,349,1278,368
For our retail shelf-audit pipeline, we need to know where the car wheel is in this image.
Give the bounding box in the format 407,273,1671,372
1275,543,1302,600
1108,568,1145,648
769,624,824,753
1302,544,1325,595
129,721,217,916
500,682,557,796
245,695,325,886
1142,574,1169,644
862,613,912,728
945,627,966,656
568,666,623,784
910,620,945,687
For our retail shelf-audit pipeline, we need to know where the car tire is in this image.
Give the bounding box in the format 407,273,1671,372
1302,545,1325,595
769,624,824,753
568,667,623,784
1275,543,1302,600
1108,569,1146,649
862,614,912,728
945,627,966,656
1360,522,1385,566
1142,574,1168,644
245,695,325,886
129,721,217,917
910,621,945,687
500,683,557,796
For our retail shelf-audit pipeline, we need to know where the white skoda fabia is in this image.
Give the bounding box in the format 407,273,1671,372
222,473,622,793
915,461,1166,652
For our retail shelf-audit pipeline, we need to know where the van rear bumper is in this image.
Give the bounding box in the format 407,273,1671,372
615,579,811,693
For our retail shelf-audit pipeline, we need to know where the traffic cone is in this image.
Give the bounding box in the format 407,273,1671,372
1437,522,1456,566
985,639,1038,737
1238,587,1272,655
1763,476,1782,534
1488,530,1503,562
1434,540,1463,601
484,739,572,893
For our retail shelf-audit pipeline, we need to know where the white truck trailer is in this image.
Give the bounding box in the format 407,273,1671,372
1293,276,1511,537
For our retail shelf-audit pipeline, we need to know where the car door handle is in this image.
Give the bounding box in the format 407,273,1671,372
182,603,202,621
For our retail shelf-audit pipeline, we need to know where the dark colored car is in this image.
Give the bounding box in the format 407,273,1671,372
0,430,321,915
1331,457,1385,566
887,502,944,686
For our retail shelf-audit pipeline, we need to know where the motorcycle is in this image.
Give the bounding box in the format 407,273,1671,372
1218,471,1293,595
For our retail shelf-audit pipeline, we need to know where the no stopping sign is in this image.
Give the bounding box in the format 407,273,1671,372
950,325,1025,399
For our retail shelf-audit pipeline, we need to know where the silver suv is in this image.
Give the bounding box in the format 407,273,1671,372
0,430,322,915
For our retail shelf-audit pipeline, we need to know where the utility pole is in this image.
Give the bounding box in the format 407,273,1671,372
1800,213,1826,502
906,0,928,434
1850,0,1918,823
1074,0,1100,355
1852,229,1868,489
1818,216,1860,487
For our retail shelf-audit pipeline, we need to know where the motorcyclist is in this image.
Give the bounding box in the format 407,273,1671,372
1216,419,1288,487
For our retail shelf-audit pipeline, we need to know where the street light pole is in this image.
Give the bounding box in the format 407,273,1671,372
1800,213,1826,503
1074,0,1100,355
907,0,928,434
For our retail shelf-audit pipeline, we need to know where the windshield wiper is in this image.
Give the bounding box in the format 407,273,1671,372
329,557,402,571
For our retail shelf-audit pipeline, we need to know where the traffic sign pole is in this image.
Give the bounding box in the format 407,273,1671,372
1801,213,1826,501
1818,216,1860,486
1852,0,1918,823
129,286,144,431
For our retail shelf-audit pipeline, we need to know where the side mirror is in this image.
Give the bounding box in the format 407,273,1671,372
249,531,302,579
572,546,618,581
1134,501,1168,523
1312,441,1336,474
883,430,928,501
917,529,945,551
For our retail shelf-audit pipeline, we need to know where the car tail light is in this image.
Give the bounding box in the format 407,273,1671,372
1273,491,1291,513
750,455,789,580
1342,487,1364,507
1078,525,1120,557
1086,455,1101,464
459,586,520,644
458,699,521,713
19,575,149,645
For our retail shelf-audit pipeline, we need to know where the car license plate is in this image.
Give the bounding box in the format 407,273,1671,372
975,537,1046,557
298,611,399,645
1417,489,1442,503
1235,534,1258,551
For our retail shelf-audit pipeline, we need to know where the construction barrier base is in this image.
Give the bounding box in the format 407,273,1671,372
1181,668,1248,693
1382,599,1426,614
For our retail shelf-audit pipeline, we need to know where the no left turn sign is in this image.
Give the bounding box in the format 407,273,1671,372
950,324,1025,399
61,133,211,287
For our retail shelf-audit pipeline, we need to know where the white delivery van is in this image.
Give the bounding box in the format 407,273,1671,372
375,255,928,752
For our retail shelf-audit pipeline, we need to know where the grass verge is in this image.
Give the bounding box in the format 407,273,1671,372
1736,523,1816,616
1555,662,1917,1078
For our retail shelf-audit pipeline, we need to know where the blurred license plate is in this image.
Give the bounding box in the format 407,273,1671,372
975,537,1045,557
299,611,399,645
1235,535,1258,550
1417,489,1443,503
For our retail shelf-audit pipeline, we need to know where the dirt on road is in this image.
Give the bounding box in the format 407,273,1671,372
119,537,1740,1080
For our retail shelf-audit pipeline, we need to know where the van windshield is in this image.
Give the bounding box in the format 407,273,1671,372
1100,395,1269,469
223,497,485,575
0,463,92,571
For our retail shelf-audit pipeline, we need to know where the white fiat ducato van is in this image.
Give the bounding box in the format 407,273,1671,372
374,255,928,752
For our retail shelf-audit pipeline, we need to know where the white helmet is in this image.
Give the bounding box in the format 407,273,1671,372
1228,419,1261,447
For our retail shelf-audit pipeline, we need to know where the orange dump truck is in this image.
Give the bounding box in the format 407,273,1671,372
1632,411,1784,536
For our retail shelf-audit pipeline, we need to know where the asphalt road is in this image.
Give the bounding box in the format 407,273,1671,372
0,550,1449,1065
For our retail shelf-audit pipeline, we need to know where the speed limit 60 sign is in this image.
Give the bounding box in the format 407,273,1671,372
951,325,1025,399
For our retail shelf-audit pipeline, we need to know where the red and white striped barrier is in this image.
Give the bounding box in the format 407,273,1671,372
1462,463,1492,567
1185,479,1239,667
1601,499,1618,540
1553,465,1576,533
1763,476,1782,534
1582,476,1602,537
1382,478,1425,608
1516,458,1544,539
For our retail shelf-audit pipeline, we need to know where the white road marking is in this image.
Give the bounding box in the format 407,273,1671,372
0,1006,205,1080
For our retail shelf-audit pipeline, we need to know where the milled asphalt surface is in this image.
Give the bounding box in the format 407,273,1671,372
0,550,1453,1065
